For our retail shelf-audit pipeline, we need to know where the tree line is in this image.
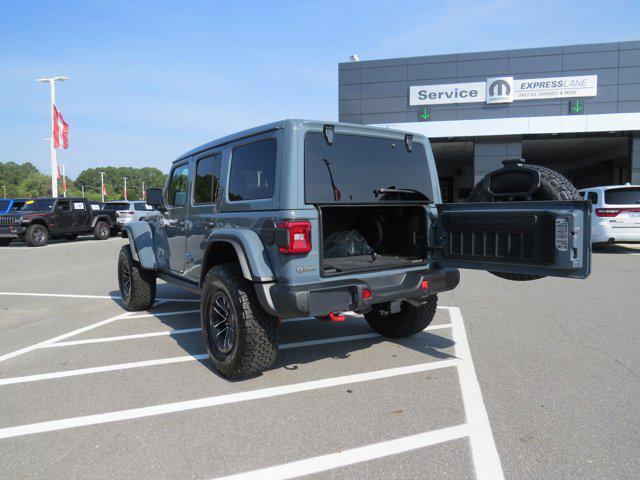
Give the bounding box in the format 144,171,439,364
0,162,167,201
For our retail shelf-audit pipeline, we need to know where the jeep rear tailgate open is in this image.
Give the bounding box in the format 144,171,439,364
434,201,591,279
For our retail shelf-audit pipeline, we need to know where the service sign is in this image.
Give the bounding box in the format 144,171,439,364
410,82,485,105
410,75,598,105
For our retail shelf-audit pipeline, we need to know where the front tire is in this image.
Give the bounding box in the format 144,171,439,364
25,224,49,247
365,295,438,338
118,245,156,311
201,263,279,379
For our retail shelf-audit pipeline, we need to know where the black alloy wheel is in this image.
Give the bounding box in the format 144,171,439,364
207,291,237,358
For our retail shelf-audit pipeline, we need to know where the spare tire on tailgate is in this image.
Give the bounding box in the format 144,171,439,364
467,160,581,281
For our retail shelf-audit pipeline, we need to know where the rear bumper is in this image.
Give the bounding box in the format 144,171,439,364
592,223,640,243
258,267,460,318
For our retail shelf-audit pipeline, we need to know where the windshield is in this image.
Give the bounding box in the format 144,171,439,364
304,132,434,203
104,203,130,211
19,199,55,211
605,187,640,205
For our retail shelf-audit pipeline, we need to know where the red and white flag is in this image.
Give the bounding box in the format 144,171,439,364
102,183,107,196
56,163,62,180
53,105,69,149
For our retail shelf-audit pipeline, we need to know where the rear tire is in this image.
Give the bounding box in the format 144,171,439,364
201,263,279,379
467,164,581,281
25,224,49,247
0,238,11,246
93,221,110,240
365,295,438,338
118,245,156,311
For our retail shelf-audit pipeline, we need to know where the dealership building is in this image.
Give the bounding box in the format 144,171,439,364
338,41,640,202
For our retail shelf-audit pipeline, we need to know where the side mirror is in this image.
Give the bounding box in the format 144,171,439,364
146,188,165,211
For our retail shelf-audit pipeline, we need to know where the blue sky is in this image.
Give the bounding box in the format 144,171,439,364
1,0,639,177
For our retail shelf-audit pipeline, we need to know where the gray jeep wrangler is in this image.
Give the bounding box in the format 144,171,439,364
118,120,591,379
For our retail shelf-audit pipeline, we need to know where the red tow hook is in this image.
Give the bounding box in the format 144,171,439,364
328,312,347,322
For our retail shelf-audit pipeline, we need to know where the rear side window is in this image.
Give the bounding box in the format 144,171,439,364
133,203,148,211
167,163,190,206
605,187,640,205
104,203,129,211
229,139,276,201
587,192,598,204
194,154,222,204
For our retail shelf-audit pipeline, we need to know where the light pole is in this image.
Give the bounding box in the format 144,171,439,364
61,163,67,197
1,186,5,198
141,181,145,200
81,185,85,198
123,177,128,200
35,76,69,198
100,171,106,203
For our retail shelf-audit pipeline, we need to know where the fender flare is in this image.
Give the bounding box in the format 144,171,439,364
123,221,157,270
91,214,113,228
203,228,275,283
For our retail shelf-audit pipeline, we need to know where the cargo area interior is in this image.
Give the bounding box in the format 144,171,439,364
320,205,427,275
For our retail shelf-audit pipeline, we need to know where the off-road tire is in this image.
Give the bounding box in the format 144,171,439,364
93,221,110,240
201,263,279,379
0,238,11,246
365,295,438,338
467,164,581,281
64,233,78,241
25,224,49,247
118,245,156,311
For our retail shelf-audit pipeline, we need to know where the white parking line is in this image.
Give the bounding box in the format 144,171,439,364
0,311,136,362
0,306,202,361
0,324,452,385
0,360,458,439
123,309,200,319
46,328,203,347
0,291,199,302
0,354,210,385
449,307,504,480
211,424,470,480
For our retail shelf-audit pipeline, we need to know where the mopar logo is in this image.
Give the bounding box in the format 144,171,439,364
485,77,513,104
489,79,511,97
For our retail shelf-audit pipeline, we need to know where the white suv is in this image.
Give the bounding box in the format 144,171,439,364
578,185,640,245
104,201,154,232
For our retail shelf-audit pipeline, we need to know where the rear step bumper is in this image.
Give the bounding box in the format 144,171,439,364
256,267,460,318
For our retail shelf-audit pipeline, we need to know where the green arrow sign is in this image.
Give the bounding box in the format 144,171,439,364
419,107,431,121
570,99,584,114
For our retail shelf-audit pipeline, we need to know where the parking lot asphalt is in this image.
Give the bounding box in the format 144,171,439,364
0,237,639,479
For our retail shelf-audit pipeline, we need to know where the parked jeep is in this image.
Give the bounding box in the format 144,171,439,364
118,120,591,378
0,197,116,246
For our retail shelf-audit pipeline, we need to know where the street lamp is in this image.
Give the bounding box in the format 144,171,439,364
123,177,128,200
36,76,69,198
1,185,5,198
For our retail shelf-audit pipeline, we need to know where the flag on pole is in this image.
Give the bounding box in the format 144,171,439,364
53,105,69,149
102,183,107,196
56,164,62,180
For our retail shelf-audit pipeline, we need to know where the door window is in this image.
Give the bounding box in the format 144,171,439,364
134,203,147,211
56,200,70,212
229,139,276,201
167,163,190,207
194,154,222,204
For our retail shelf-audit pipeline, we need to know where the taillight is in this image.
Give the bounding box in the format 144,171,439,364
595,208,620,217
277,220,312,254
118,211,134,216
